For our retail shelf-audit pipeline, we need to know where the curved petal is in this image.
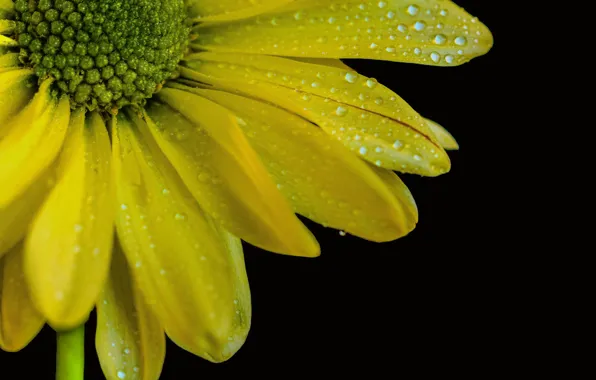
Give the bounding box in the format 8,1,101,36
0,69,36,133
0,19,14,34
149,89,319,257
0,92,69,208
189,0,294,22
194,0,493,66
112,113,251,362
425,118,459,150
181,54,450,176
25,110,114,329
0,243,45,352
0,168,54,257
0,52,19,68
96,242,165,380
367,164,418,224
0,35,16,47
0,0,12,14
181,85,417,241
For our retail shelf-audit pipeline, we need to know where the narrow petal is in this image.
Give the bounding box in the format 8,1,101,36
184,86,417,241
0,19,14,34
0,35,16,47
0,243,45,352
181,53,450,176
367,164,418,224
0,92,69,208
96,242,165,380
0,168,54,256
425,118,459,150
0,52,18,68
189,0,293,22
0,69,35,130
25,110,114,329
0,0,12,14
112,113,251,362
194,0,493,66
149,89,319,257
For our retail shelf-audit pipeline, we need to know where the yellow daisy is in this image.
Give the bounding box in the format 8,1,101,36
0,0,492,378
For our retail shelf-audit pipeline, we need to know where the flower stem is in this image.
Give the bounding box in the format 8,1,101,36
56,325,85,380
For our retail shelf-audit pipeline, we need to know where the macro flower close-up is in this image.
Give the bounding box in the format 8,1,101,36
0,0,492,378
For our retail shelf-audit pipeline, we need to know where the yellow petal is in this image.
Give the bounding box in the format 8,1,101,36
96,242,165,380
189,0,293,22
0,168,54,257
194,0,493,66
287,57,354,71
25,110,114,329
425,118,459,150
0,19,14,34
0,93,69,208
0,0,12,13
0,69,35,130
367,165,418,224
149,89,319,257
184,86,417,241
0,52,19,68
0,242,45,352
112,113,251,362
0,35,16,47
181,54,450,176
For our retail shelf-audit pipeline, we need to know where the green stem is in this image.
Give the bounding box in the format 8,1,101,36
56,325,85,380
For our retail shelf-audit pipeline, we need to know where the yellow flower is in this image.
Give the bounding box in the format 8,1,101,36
0,0,492,378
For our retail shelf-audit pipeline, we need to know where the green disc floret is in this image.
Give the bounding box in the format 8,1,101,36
13,0,189,111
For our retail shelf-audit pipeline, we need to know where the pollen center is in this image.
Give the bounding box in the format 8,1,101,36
13,0,189,111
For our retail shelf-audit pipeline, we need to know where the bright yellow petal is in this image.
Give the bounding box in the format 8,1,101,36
149,89,319,257
425,118,459,150
367,164,418,224
0,35,16,47
112,113,251,362
184,86,417,241
0,243,45,352
0,92,69,208
0,168,54,257
25,110,114,329
181,54,450,176
0,19,14,34
0,69,35,130
0,0,12,13
189,0,293,22
194,0,493,66
96,242,165,380
0,52,18,68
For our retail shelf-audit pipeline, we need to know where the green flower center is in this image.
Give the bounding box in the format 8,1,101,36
13,0,189,111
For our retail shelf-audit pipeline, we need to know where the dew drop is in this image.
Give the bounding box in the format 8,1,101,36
455,36,467,46
174,213,187,221
413,21,426,31
335,106,348,116
344,72,358,83
407,5,419,16
430,52,441,63
117,371,126,379
366,78,377,88
433,34,447,45
359,146,368,155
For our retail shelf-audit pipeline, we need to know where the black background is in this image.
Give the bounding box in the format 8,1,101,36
1,1,506,377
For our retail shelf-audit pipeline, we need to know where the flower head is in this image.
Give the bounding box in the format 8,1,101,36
0,0,492,378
